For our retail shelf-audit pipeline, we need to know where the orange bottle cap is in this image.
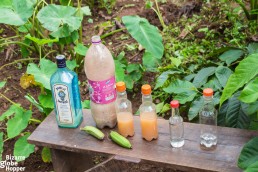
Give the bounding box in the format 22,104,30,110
141,84,151,95
116,82,126,92
203,88,213,96
170,100,179,108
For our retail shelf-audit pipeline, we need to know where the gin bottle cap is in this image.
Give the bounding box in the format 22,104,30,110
56,55,66,68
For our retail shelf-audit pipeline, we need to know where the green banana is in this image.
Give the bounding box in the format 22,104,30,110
80,126,105,140
110,131,132,149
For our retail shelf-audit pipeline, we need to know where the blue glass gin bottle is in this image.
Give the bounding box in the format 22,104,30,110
50,55,83,128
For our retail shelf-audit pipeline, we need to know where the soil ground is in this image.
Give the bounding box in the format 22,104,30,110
0,0,202,171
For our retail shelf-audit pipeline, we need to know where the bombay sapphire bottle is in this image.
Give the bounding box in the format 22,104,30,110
50,55,83,128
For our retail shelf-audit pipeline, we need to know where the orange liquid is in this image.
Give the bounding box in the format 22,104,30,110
117,112,134,137
140,112,158,141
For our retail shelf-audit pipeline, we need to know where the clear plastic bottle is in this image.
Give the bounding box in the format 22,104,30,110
199,88,217,150
115,82,134,137
50,55,83,128
169,100,184,148
139,84,158,141
84,35,116,129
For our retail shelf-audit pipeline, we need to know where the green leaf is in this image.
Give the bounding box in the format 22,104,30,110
174,91,197,104
50,24,70,38
126,64,140,73
25,34,58,46
38,91,54,109
203,77,222,91
154,71,180,90
0,0,34,26
220,53,258,105
193,67,216,88
215,66,233,88
7,110,32,138
18,22,32,33
122,16,164,59
0,104,21,121
25,94,44,112
27,58,57,90
74,43,88,56
171,57,181,67
184,74,196,82
156,102,164,113
160,103,170,114
247,43,258,54
41,147,52,163
37,4,82,33
218,92,250,129
124,75,134,89
0,0,12,8
238,137,258,170
145,0,153,9
219,49,244,66
0,81,6,89
245,161,258,172
115,60,125,82
188,96,203,121
244,101,258,115
163,79,196,94
142,51,161,72
129,71,142,82
239,78,258,103
82,100,90,109
0,132,3,160
59,0,73,6
81,6,91,16
66,60,78,71
14,133,35,162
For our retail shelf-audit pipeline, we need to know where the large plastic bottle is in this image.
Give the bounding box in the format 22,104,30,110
84,35,117,129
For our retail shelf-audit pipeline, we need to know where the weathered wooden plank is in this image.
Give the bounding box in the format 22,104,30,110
28,110,258,172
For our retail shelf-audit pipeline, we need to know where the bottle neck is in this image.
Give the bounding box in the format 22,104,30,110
117,91,127,100
171,107,180,117
142,94,152,103
203,95,214,111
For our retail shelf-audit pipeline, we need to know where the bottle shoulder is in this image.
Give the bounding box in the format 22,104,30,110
140,102,156,112
51,69,75,84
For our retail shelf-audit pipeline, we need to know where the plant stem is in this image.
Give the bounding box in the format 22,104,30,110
43,50,57,58
100,28,125,39
0,58,39,71
0,93,18,106
0,35,20,41
39,46,42,60
0,41,35,51
29,118,42,123
154,0,166,29
4,138,10,143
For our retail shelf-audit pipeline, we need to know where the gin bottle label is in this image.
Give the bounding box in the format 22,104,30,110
53,84,73,124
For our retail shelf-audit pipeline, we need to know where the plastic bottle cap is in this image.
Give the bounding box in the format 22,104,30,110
116,82,126,92
203,88,213,96
170,100,179,108
141,84,151,95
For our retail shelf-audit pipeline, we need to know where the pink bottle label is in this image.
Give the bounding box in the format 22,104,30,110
88,76,116,104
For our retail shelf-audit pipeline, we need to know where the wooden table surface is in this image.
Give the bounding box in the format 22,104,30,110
28,109,258,172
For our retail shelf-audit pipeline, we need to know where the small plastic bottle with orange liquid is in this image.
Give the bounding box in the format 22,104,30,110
139,84,158,141
115,82,134,137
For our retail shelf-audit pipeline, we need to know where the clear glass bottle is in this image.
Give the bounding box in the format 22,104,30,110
84,35,116,129
50,55,83,128
199,88,217,150
139,84,158,141
169,100,184,148
115,82,134,137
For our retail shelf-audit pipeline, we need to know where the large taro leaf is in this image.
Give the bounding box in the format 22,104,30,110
218,92,250,129
142,51,161,72
192,67,216,88
7,109,32,139
0,132,3,160
122,15,164,59
37,5,82,36
14,133,35,162
238,137,258,170
27,58,57,90
0,0,34,26
220,53,258,106
245,161,258,172
163,79,197,104
239,77,258,103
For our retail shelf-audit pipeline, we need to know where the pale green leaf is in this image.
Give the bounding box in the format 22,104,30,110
126,64,140,73
0,132,3,161
247,43,258,54
38,91,54,109
122,16,164,59
81,6,91,16
14,133,35,162
74,43,88,56
66,60,78,71
174,91,197,104
215,66,233,88
156,102,164,113
0,104,21,121
142,51,161,72
163,79,197,94
41,147,52,163
239,78,258,103
124,75,134,89
188,97,203,121
25,34,58,46
27,58,57,90
82,100,90,109
115,60,125,82
154,71,180,90
171,58,181,67
193,67,216,88
37,5,82,33
0,0,34,26
238,137,258,170
25,94,44,112
220,53,258,105
7,110,32,138
0,81,6,89
219,49,244,66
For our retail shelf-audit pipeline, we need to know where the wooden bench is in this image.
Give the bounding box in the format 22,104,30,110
28,109,258,172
